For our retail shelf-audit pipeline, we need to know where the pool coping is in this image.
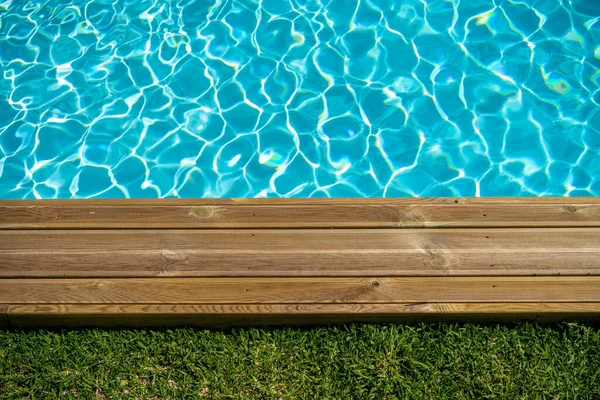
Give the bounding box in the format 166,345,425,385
1,197,599,328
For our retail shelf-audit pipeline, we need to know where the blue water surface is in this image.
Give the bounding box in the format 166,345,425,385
1,0,599,199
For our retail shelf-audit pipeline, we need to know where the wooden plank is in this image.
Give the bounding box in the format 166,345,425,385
7,303,600,328
6,228,600,251
0,305,9,329
0,277,599,304
1,198,599,229
1,228,599,277
1,198,598,327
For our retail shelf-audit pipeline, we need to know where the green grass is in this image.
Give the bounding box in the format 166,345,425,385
1,323,599,399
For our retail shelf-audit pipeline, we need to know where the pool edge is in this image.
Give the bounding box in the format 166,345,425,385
1,197,599,327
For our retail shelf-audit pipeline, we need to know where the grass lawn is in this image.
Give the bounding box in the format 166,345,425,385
1,322,599,399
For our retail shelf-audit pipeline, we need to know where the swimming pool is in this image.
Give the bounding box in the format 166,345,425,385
0,0,599,199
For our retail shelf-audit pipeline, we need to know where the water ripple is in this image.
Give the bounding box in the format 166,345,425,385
0,0,599,199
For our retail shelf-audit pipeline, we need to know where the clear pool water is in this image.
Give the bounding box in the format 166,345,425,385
1,0,599,199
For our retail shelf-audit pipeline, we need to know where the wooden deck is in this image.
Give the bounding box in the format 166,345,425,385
1,198,599,328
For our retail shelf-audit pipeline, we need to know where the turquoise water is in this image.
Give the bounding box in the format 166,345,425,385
0,0,599,199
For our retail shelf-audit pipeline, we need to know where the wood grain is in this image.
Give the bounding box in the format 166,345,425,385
2,197,600,327
7,303,600,328
2,228,599,277
1,277,599,304
1,198,599,229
